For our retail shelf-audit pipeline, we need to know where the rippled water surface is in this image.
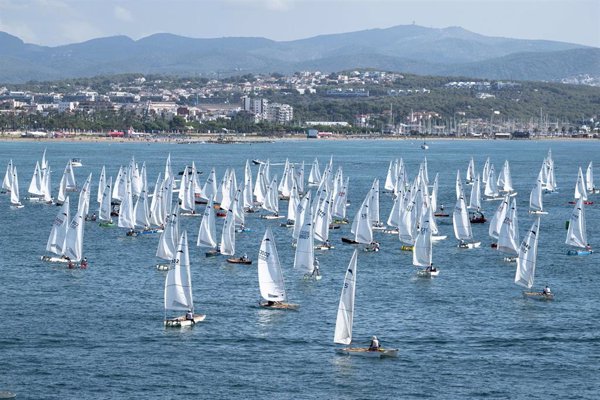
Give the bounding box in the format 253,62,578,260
0,139,599,399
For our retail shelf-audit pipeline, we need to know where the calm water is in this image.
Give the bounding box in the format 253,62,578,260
0,139,599,399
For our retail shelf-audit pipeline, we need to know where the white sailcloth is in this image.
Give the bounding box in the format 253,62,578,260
10,167,21,206
98,177,113,222
164,231,194,312
489,195,509,239
574,167,588,201
529,171,544,212
565,197,587,248
257,228,287,302
97,166,106,204
2,160,12,192
292,191,311,241
293,207,315,274
350,191,373,244
219,208,236,256
46,197,70,255
197,200,218,249
586,162,595,192
515,218,541,289
413,217,432,267
453,189,473,242
64,204,85,261
157,204,180,261
333,250,358,345
497,198,519,255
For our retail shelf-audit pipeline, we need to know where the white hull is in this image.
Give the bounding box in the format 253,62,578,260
261,215,284,220
164,314,206,327
503,256,517,263
458,241,481,249
180,212,200,217
335,347,399,358
529,210,548,215
417,268,439,277
40,255,69,263
432,235,447,241
10,204,24,209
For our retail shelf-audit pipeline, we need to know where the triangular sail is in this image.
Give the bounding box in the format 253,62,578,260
497,198,519,255
453,188,473,241
219,208,236,256
257,228,287,302
294,207,315,274
99,177,113,222
46,197,70,255
157,204,180,261
334,250,358,345
413,216,432,267
489,195,509,239
515,218,541,289
566,197,587,248
529,171,544,212
350,190,373,244
164,231,194,312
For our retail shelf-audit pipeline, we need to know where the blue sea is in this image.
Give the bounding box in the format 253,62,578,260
0,139,599,399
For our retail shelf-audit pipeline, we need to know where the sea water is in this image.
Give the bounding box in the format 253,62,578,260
0,139,599,399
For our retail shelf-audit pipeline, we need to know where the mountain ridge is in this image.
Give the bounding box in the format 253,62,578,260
0,25,597,83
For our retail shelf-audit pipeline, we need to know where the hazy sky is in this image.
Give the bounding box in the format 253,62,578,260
0,0,598,47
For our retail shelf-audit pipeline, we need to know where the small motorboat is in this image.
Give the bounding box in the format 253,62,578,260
70,158,83,167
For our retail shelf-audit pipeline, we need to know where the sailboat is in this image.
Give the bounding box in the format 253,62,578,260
197,200,219,257
465,157,475,185
586,162,598,194
257,228,298,310
497,198,519,262
334,250,398,357
98,177,115,227
164,231,206,327
515,218,553,300
413,216,439,277
293,206,320,280
342,189,373,246
529,170,548,214
468,173,486,223
571,167,592,205
9,167,24,209
453,182,481,249
2,159,13,194
565,197,593,256
41,197,70,262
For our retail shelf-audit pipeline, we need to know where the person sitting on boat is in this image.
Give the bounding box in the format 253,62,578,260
80,257,88,269
368,241,380,252
90,213,97,221
68,259,75,269
426,264,437,273
241,253,248,262
185,309,194,320
369,335,381,351
542,285,551,296
325,239,332,249
127,228,136,236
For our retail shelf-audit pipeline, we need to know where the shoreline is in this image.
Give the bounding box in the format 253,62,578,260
0,132,597,143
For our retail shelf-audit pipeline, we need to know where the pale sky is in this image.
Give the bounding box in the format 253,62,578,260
0,0,598,47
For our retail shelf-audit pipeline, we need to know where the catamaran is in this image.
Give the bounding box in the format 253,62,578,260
164,231,206,327
334,250,398,357
515,218,553,300
257,228,298,310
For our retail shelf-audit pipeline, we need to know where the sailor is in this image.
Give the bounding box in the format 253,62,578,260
80,257,88,269
312,258,321,278
369,335,381,351
68,259,75,269
325,239,331,249
542,285,551,296
90,212,97,221
185,309,194,320
242,253,248,261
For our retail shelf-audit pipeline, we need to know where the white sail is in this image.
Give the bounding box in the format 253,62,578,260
499,160,514,192
197,200,217,248
56,169,68,204
497,198,519,256
489,195,509,239
430,173,439,212
413,216,432,267
586,162,595,192
482,157,490,184
157,204,180,261
308,158,321,185
77,173,92,217
28,162,44,196
64,204,85,262
10,167,21,206
253,164,267,204
351,190,373,244
112,166,124,202
468,173,482,210
466,157,475,183
484,165,499,198
219,207,236,256
529,171,544,212
46,197,70,255
566,197,587,248
295,161,305,194
387,189,401,228
262,177,279,214
117,178,135,229
368,179,381,226
2,160,13,192
257,228,287,302
243,161,254,209
453,189,473,241
574,167,588,201
201,167,217,202
398,194,417,245
333,176,349,220
99,177,113,222
164,231,194,312
294,207,315,274
292,191,311,241
455,170,463,200
164,153,173,183
287,184,300,222
149,173,163,227
334,249,358,345
515,218,541,289
97,166,106,204
134,189,150,228
384,160,397,192
64,160,77,191
313,194,331,243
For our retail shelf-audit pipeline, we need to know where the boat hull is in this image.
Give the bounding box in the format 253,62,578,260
523,291,554,301
226,257,252,265
417,268,440,277
341,237,359,244
164,314,206,327
400,245,414,251
566,249,593,256
458,241,481,249
259,301,299,310
40,255,69,263
336,347,399,358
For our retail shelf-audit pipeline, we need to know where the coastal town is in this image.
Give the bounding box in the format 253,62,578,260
1,70,599,139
